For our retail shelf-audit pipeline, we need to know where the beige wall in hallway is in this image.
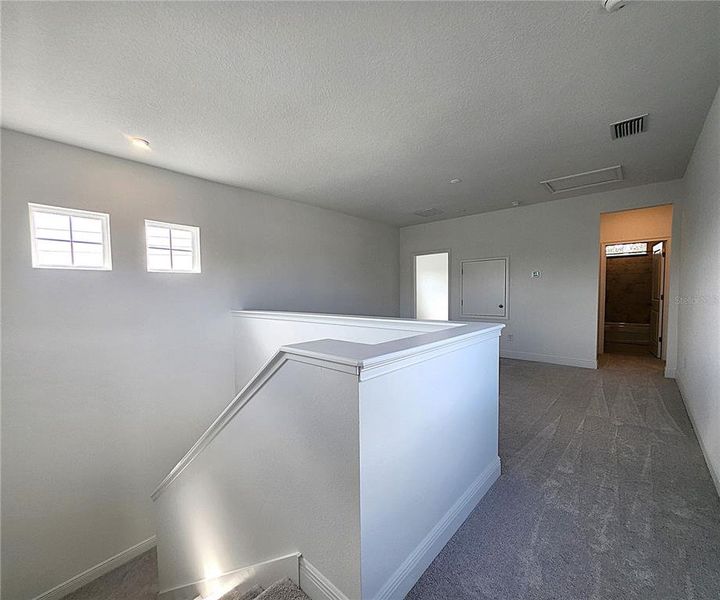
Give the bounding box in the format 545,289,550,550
600,204,673,243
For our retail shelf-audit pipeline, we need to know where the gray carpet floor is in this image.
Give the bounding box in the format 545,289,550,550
406,355,720,600
61,548,158,600
61,355,720,600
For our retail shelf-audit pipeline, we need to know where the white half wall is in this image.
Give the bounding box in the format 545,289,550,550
0,129,399,600
400,180,685,370
675,85,720,494
359,335,501,599
231,311,452,391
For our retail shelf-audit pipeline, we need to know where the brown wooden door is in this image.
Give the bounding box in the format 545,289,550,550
650,242,665,357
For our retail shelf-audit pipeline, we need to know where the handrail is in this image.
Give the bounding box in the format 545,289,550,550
151,345,365,500
151,351,286,500
152,318,503,501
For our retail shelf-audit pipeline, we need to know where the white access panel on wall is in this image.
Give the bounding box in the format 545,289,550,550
461,257,508,318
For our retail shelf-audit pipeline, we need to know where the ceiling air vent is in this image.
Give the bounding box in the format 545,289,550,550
610,114,647,139
413,208,444,218
541,165,623,194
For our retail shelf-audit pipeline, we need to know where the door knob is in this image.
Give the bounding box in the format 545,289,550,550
499,304,504,309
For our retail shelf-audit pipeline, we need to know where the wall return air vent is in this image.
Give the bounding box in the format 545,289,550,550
540,165,623,194
413,207,444,218
610,114,647,139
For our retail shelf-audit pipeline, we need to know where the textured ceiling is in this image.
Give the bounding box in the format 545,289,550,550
2,1,718,226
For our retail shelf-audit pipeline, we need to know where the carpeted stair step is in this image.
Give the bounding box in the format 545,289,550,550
218,578,309,600
219,583,265,600
255,579,310,600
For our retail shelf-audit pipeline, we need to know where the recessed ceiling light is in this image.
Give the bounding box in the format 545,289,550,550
129,136,151,150
449,178,462,184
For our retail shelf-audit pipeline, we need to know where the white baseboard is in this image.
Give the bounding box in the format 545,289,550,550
500,349,597,370
664,366,676,379
31,536,157,600
374,457,502,600
299,557,350,600
676,375,720,499
159,553,300,600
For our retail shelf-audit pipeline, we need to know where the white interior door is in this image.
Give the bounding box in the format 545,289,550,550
461,258,507,318
415,252,449,320
650,241,665,357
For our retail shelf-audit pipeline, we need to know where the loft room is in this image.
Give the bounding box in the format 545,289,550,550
1,2,719,600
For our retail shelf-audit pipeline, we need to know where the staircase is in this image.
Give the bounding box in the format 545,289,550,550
153,311,503,600
220,579,309,600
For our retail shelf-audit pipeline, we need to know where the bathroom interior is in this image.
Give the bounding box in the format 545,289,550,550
599,204,672,360
604,242,656,354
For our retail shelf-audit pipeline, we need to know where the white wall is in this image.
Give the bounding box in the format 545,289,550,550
400,180,684,370
0,129,399,600
675,85,720,494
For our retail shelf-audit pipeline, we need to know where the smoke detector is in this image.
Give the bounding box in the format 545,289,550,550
603,0,627,12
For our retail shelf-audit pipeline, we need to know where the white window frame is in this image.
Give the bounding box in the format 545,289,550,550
28,203,112,270
145,219,201,273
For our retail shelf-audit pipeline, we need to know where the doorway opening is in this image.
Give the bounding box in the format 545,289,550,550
602,240,664,356
598,205,673,363
414,251,449,320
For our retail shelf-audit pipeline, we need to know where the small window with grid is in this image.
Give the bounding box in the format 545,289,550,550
28,203,112,270
145,220,201,273
605,242,648,257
